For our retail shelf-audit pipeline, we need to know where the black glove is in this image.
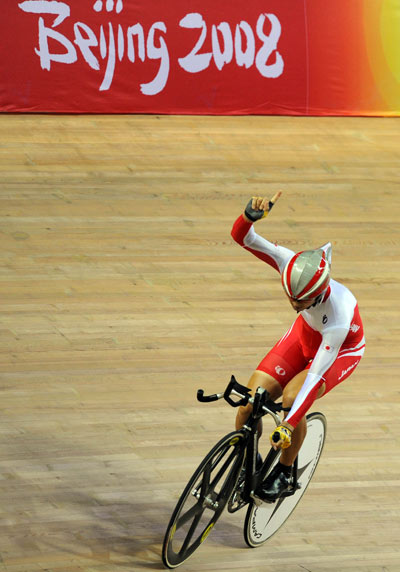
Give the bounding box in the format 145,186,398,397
244,198,275,222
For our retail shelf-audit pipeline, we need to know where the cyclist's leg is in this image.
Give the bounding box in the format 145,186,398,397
235,370,282,435
237,319,309,435
280,341,365,465
280,370,326,466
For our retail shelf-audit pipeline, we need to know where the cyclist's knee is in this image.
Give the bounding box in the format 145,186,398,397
237,402,253,422
282,385,297,408
283,378,325,407
235,402,253,430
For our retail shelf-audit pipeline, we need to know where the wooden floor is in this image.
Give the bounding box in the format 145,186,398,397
0,114,399,572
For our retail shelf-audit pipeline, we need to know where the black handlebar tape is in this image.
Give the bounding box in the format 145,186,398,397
197,390,218,402
272,431,281,443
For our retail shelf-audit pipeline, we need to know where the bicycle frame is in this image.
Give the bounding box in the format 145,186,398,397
198,375,298,506
163,376,327,567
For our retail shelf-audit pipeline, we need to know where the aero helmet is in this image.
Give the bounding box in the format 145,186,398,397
282,243,332,301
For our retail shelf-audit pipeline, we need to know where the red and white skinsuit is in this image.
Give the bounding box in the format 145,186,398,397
231,215,365,428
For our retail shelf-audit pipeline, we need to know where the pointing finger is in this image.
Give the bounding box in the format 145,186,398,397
270,191,282,205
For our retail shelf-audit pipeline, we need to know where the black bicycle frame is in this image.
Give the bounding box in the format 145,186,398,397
238,402,276,502
198,375,299,503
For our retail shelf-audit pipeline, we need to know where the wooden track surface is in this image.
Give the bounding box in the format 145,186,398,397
0,114,399,571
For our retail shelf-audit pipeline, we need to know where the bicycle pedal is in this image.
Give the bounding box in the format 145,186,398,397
250,492,275,506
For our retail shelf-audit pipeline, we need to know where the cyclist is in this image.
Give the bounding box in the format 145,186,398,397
231,193,365,502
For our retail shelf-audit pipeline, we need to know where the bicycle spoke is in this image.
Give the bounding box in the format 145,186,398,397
209,446,239,490
207,445,231,473
176,499,204,530
200,462,211,497
179,509,205,556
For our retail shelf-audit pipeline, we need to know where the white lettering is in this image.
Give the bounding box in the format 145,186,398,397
212,22,233,71
74,22,99,70
127,24,145,63
118,24,124,61
99,22,116,91
235,21,255,69
93,0,124,14
99,24,107,59
19,0,70,26
255,14,284,78
36,16,77,70
140,22,169,96
338,360,359,381
178,13,212,73
19,7,285,95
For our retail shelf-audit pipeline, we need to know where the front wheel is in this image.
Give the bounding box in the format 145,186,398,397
244,412,326,548
162,430,245,569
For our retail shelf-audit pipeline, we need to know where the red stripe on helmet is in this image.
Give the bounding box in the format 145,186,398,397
301,277,330,300
296,254,328,300
282,252,303,298
322,286,331,302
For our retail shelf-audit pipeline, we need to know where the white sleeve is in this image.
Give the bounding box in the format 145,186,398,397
284,327,348,427
243,225,294,273
308,327,349,380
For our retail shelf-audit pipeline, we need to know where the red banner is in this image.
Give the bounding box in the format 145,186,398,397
1,1,399,115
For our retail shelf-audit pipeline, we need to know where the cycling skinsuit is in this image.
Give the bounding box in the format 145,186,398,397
231,214,365,428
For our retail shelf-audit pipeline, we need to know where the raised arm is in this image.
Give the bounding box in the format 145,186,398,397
231,193,294,273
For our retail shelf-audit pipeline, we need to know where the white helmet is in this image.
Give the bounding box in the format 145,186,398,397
282,243,332,301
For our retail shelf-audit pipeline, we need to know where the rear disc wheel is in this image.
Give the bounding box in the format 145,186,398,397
244,412,326,548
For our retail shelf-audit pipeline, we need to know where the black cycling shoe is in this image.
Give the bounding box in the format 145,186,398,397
256,464,291,502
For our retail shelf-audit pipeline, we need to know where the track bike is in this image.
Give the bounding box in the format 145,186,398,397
162,375,326,569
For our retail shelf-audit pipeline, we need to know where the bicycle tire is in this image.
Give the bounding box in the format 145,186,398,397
162,430,245,569
244,412,326,548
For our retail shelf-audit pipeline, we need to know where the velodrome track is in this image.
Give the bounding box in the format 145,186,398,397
0,114,399,571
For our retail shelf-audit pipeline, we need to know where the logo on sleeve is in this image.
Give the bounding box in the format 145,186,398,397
322,315,328,324
275,365,286,376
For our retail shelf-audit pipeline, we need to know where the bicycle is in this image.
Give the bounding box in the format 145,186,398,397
162,375,326,569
